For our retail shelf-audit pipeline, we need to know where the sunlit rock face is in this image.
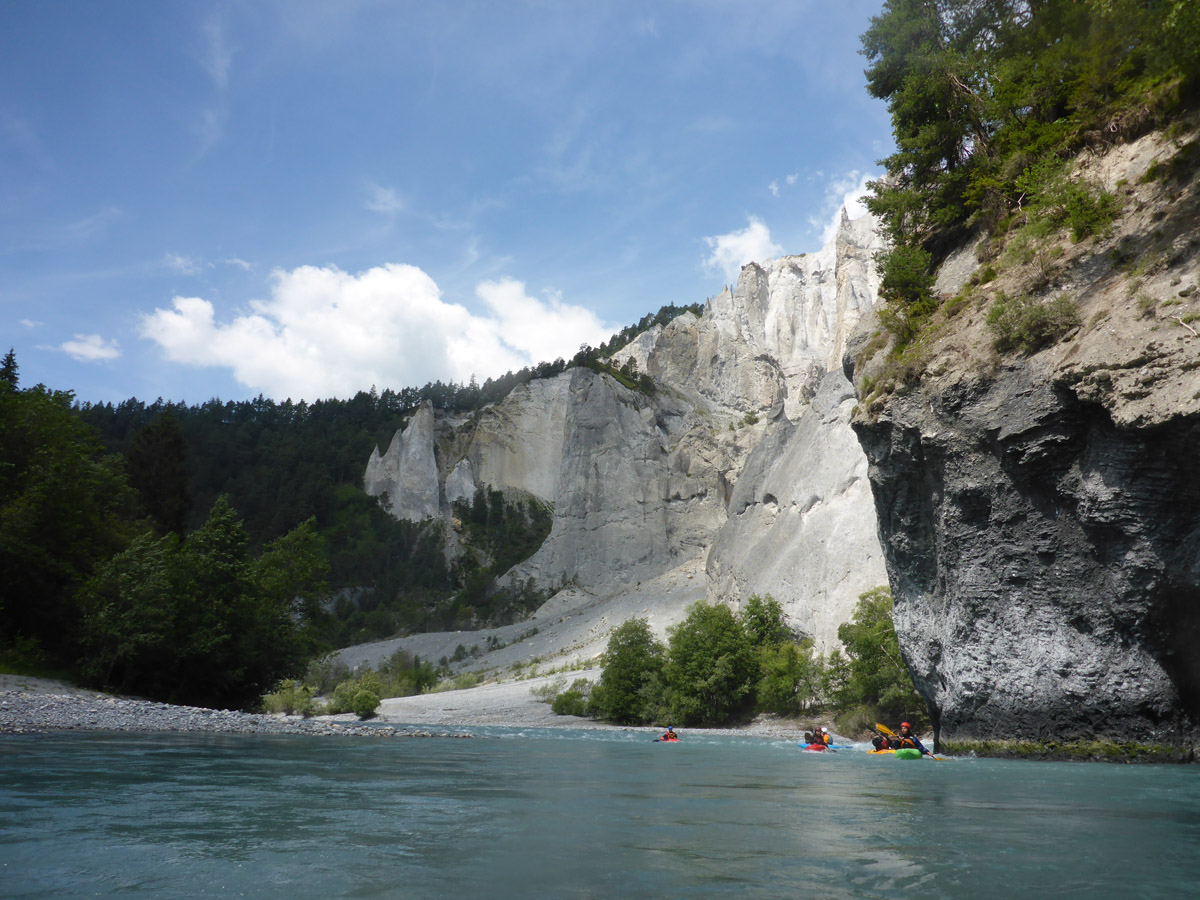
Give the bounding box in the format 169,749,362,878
365,210,887,648
705,370,888,655
850,369,1200,745
364,403,439,521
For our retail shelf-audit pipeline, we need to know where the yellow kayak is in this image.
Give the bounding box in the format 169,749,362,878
868,748,925,759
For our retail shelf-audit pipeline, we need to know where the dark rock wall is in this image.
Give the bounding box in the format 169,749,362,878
852,367,1200,745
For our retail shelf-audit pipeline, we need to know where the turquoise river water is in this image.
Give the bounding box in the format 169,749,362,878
2,726,1198,899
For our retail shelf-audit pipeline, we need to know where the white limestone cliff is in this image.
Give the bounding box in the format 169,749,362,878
363,209,886,650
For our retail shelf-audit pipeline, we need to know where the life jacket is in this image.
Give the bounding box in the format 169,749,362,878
898,736,916,749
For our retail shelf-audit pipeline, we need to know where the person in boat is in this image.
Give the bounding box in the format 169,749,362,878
893,722,931,755
871,731,893,751
660,726,678,742
804,726,832,747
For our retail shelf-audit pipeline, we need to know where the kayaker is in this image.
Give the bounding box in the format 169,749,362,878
871,731,893,751
893,722,931,756
660,726,678,742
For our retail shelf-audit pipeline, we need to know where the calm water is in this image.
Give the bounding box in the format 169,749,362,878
2,726,1198,899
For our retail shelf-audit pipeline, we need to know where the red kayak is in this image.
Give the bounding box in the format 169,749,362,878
802,742,828,752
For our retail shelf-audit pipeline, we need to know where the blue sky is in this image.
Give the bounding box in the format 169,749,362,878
2,1,891,405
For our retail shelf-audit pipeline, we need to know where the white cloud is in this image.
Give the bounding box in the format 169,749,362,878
813,170,875,245
139,263,615,400
702,217,783,281
365,183,405,215
476,278,611,365
768,172,799,197
225,257,252,270
200,17,234,89
58,334,121,362
20,319,44,328
165,253,203,275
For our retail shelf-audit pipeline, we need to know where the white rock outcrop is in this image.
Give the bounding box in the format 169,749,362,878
364,403,439,521
363,209,886,649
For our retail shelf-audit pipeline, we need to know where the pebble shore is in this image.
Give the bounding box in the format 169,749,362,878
0,689,472,739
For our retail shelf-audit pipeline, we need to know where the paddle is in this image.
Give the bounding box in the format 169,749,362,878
876,722,941,760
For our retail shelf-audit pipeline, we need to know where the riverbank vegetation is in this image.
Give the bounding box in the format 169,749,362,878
261,647,477,720
940,737,1195,764
542,589,929,732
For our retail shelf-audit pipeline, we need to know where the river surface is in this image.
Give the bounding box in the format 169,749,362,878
2,726,1198,899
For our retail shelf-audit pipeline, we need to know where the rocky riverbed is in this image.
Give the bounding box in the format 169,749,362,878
0,676,470,739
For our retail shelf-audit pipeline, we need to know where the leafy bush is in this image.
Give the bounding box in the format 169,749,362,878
550,679,593,717
590,618,666,724
1017,159,1120,242
755,641,828,716
451,671,481,691
262,679,318,717
986,292,1080,354
836,587,926,725
530,677,567,703
304,655,351,695
665,602,757,726
741,594,791,647
352,690,380,719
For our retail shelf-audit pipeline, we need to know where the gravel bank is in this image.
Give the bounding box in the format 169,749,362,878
0,675,831,744
0,677,469,739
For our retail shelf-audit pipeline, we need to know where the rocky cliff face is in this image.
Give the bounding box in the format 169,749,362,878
365,210,887,649
848,128,1200,744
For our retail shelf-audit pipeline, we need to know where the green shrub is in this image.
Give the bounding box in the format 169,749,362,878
551,690,589,716
352,689,380,719
986,292,1080,354
665,602,757,726
304,655,351,695
1016,159,1120,243
755,641,827,716
591,618,666,724
550,679,593,717
836,587,926,726
262,679,318,717
453,671,481,691
833,703,882,738
327,671,383,714
878,244,935,309
1061,181,1121,241
530,677,567,703
742,594,790,648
